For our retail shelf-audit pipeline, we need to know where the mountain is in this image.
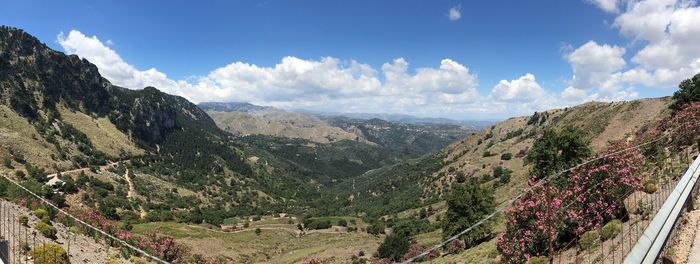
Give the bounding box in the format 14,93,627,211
0,26,320,218
0,26,467,222
198,101,277,113
330,98,672,216
199,101,476,154
201,102,362,144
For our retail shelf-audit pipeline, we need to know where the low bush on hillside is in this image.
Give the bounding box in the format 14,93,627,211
30,243,69,264
527,256,549,264
501,153,513,160
33,208,50,223
34,222,57,239
643,180,657,194
578,230,599,251
599,220,622,241
18,213,28,226
367,221,385,235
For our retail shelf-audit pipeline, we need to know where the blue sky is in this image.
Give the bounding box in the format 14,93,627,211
2,0,699,119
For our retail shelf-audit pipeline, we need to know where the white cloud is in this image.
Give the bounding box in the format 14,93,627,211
588,0,623,12
580,0,700,89
57,30,508,118
561,86,589,102
566,41,626,90
491,73,546,101
447,6,461,21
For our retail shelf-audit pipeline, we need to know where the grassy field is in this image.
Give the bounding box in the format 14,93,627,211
132,221,383,263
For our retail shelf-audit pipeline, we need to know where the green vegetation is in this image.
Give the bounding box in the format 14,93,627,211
578,230,599,251
377,233,410,261
526,127,591,184
391,217,433,237
34,222,57,239
527,256,549,264
599,220,622,241
670,72,700,111
29,243,69,264
367,221,386,235
18,214,28,226
443,183,495,247
500,153,512,160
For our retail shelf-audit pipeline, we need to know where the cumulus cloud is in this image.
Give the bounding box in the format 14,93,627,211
447,6,461,21
57,30,513,118
491,74,546,101
587,0,622,13
581,0,700,90
566,41,626,90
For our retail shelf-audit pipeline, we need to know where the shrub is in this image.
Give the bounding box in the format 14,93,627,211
401,243,439,262
367,221,385,235
300,258,323,264
29,243,69,264
527,256,549,264
377,234,410,261
255,228,261,235
15,170,26,179
18,214,28,226
578,230,599,251
562,143,643,235
34,222,57,239
33,208,50,223
501,153,513,160
599,220,622,241
497,186,561,264
2,156,11,168
643,180,657,194
19,240,30,254
447,239,466,254
338,219,348,227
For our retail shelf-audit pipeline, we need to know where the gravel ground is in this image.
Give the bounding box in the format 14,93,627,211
0,200,131,263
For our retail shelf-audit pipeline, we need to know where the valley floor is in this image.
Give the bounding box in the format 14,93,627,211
131,221,383,263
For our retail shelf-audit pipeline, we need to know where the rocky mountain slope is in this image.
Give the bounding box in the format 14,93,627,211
338,97,672,217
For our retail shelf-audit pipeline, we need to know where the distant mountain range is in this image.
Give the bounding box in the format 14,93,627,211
199,101,494,128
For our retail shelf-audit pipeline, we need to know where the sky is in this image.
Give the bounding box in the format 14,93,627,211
1,0,699,120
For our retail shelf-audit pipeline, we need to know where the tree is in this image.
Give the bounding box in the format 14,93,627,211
255,228,261,235
670,72,700,111
377,234,410,261
442,183,495,247
526,127,591,185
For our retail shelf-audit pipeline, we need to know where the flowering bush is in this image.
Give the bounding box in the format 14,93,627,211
660,102,700,146
401,243,439,262
299,257,323,264
497,186,562,264
498,142,643,263
447,239,466,254
561,143,642,236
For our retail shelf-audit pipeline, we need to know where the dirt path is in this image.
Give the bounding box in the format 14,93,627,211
45,160,129,186
124,168,134,199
